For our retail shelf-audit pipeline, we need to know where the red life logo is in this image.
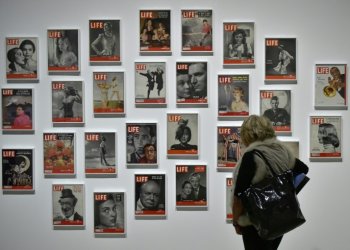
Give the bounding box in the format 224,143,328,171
85,134,99,141
136,64,146,70
266,39,279,46
2,89,13,96
176,166,188,172
3,150,15,157
52,82,65,90
48,31,62,38
7,39,19,45
312,118,324,124
128,126,140,133
44,134,57,141
94,73,107,81
168,115,182,122
224,24,237,31
317,67,330,74
136,176,149,182
218,76,232,84
261,91,273,99
219,128,231,135
95,194,107,201
182,11,195,18
90,22,104,29
140,12,153,18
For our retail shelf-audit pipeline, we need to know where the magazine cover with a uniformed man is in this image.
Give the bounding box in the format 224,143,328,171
217,126,242,170
2,148,34,191
176,164,207,207
2,88,33,131
94,192,125,234
134,174,166,217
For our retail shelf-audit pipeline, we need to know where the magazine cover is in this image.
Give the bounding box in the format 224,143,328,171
265,38,296,82
94,192,125,234
176,164,207,207
139,10,171,52
167,113,198,156
52,184,84,226
47,29,79,73
181,9,212,52
223,22,254,65
260,90,291,133
51,81,84,124
135,174,166,216
2,88,33,131
217,126,242,169
6,37,38,80
176,61,208,104
315,64,347,109
2,148,34,191
310,116,342,160
126,123,157,165
280,140,299,158
89,20,120,63
226,177,233,222
85,132,116,175
43,132,75,175
135,62,166,104
93,72,125,114
218,74,249,117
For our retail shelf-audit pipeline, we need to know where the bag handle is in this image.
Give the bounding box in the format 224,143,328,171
253,149,278,177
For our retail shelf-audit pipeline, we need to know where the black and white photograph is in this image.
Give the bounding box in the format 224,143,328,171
217,126,242,170
94,192,125,234
52,184,84,227
176,164,207,207
89,19,120,63
47,29,79,73
135,174,166,217
6,37,38,80
2,148,34,191
226,177,233,222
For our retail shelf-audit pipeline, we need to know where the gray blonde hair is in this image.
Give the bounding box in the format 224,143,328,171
241,115,275,146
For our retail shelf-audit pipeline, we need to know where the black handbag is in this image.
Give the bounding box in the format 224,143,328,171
238,150,306,240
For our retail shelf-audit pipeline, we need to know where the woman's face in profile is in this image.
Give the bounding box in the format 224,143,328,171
317,128,325,144
99,199,117,227
234,33,243,44
14,49,25,64
177,74,192,98
183,183,192,195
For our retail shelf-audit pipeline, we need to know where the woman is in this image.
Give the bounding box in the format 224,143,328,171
176,181,195,201
55,37,78,67
7,47,32,73
13,104,31,127
317,123,340,153
232,115,308,250
176,73,192,99
94,194,117,229
228,29,252,59
171,119,197,150
231,86,249,112
59,86,82,118
273,45,294,74
19,39,37,72
91,22,118,56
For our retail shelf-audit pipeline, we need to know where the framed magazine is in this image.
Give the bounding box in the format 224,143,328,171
309,116,342,161
134,62,166,106
89,19,121,63
167,113,199,157
51,81,84,124
217,126,242,170
181,9,213,53
260,89,292,135
43,132,75,176
2,148,34,193
126,122,157,166
6,37,38,81
175,164,207,208
223,22,254,66
94,192,125,235
85,132,116,176
226,177,233,222
218,74,249,118
139,10,171,53
265,38,297,83
93,72,125,115
315,64,347,110
134,174,166,217
52,184,84,228
47,29,80,74
2,88,34,132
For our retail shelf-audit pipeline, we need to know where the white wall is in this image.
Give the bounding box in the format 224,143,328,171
1,0,349,249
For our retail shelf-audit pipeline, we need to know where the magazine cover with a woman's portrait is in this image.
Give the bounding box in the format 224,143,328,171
260,90,291,134
51,81,84,124
310,116,342,161
6,37,38,80
134,174,166,217
52,184,84,227
2,148,34,192
93,72,125,115
139,10,171,53
315,64,347,109
126,123,157,166
94,192,125,234
218,74,249,118
2,88,33,131
85,132,116,175
89,19,120,63
223,22,254,66
217,126,242,170
265,38,296,82
135,62,166,105
181,9,213,53
47,29,79,73
226,177,233,222
176,61,208,105
43,132,75,176
167,113,198,156
176,164,207,207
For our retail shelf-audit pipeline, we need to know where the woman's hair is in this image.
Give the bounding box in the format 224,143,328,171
240,115,275,146
94,193,115,227
318,123,339,147
232,86,245,100
7,47,20,63
231,29,247,44
182,180,192,189
19,39,36,53
56,37,72,56
175,119,192,142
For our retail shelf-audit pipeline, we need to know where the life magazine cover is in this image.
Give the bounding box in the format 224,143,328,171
2,148,34,191
217,126,242,169
226,177,233,222
176,164,207,207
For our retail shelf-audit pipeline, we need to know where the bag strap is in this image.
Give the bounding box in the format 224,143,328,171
253,149,278,177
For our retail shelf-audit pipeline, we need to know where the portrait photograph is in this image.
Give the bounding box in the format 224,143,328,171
217,126,242,170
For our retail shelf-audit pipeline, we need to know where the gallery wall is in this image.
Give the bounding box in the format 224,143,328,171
1,0,350,249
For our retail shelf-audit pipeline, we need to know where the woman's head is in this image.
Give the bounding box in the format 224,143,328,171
181,181,193,195
175,120,192,144
318,123,339,147
232,29,247,45
94,194,117,228
57,37,71,52
240,115,275,146
232,86,245,101
7,48,25,65
19,40,36,59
